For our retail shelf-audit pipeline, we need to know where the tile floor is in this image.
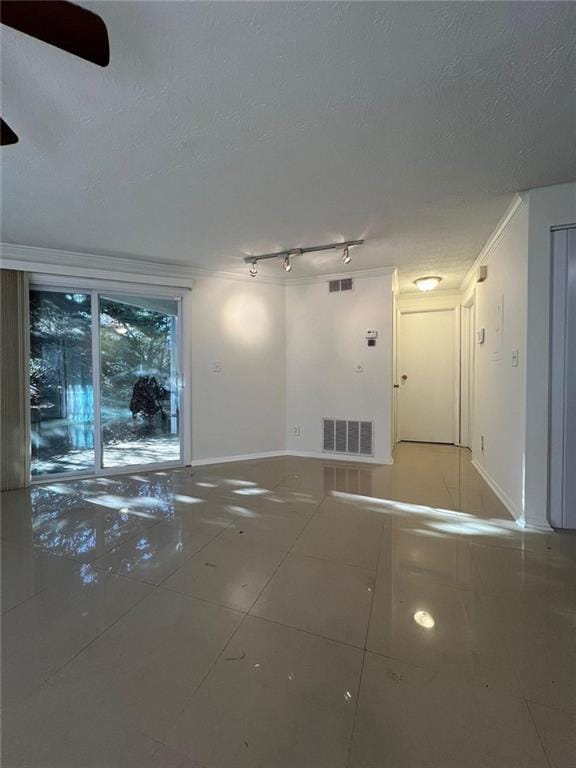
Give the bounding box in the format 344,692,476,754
2,443,575,767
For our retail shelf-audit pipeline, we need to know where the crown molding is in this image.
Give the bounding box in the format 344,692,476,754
1,242,397,287
285,265,396,286
460,193,527,292
0,243,284,286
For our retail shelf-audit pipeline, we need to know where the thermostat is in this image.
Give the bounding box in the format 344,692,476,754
366,329,378,347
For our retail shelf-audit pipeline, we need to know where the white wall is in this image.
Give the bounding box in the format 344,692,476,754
524,182,576,528
459,182,576,529
285,273,394,463
464,198,529,522
189,277,286,463
395,291,463,312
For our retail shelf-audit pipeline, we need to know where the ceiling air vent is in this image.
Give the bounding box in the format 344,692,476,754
322,419,374,457
328,278,354,293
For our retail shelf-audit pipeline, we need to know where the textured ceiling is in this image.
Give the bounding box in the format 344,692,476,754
1,1,575,290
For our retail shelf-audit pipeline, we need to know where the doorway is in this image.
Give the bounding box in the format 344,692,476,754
397,308,458,444
29,283,186,479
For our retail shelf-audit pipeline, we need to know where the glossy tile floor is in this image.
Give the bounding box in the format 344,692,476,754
2,443,575,767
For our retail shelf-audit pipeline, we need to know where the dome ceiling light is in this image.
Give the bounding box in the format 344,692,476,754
414,276,442,292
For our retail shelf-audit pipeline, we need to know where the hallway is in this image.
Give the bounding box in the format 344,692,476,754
2,445,575,767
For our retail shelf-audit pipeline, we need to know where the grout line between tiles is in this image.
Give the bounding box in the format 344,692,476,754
160,482,328,745
160,552,294,747
47,574,157,681
524,697,554,768
345,497,388,767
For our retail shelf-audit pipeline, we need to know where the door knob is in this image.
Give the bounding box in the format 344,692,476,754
401,374,408,380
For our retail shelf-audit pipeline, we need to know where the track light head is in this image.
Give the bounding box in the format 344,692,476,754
342,245,351,264
283,254,292,272
249,260,258,277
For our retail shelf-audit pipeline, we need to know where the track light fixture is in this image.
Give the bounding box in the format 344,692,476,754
244,239,363,277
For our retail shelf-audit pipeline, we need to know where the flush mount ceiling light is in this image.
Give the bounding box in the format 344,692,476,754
414,276,442,292
413,610,435,629
244,239,363,277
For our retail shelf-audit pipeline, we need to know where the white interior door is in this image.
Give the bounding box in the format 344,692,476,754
398,309,456,444
549,226,576,529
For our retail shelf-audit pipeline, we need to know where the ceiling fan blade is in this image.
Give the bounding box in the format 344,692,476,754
1,118,19,146
1,1,109,66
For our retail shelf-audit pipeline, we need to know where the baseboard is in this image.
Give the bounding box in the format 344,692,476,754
471,458,524,525
191,451,286,467
286,450,393,466
192,450,394,467
524,519,554,532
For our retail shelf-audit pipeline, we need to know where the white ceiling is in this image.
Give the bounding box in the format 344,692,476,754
1,1,575,290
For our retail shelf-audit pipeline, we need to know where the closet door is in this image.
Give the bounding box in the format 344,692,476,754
549,227,576,529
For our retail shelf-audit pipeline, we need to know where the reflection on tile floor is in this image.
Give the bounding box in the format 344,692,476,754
2,443,575,767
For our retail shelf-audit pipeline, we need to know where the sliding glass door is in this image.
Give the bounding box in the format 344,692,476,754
30,285,184,478
30,290,95,475
99,293,181,468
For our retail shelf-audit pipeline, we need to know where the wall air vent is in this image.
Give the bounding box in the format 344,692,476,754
328,278,354,293
322,419,373,456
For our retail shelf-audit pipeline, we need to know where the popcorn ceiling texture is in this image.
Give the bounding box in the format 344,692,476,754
1,1,575,290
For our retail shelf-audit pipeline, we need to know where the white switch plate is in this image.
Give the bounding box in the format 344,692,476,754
511,349,519,367
292,426,301,436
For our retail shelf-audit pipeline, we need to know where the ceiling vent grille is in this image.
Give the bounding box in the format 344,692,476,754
322,419,373,457
328,278,354,293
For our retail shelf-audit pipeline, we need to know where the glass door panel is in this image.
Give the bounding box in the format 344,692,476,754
30,290,95,475
99,294,181,468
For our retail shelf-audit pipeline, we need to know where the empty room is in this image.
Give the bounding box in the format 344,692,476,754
1,1,575,766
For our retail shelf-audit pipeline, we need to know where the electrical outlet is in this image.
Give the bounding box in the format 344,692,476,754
212,361,222,373
292,426,301,437
511,349,519,367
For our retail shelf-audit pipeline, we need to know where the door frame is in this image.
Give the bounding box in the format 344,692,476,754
396,306,460,445
28,274,192,482
459,295,475,449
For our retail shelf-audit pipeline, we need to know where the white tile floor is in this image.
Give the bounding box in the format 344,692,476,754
2,443,575,767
